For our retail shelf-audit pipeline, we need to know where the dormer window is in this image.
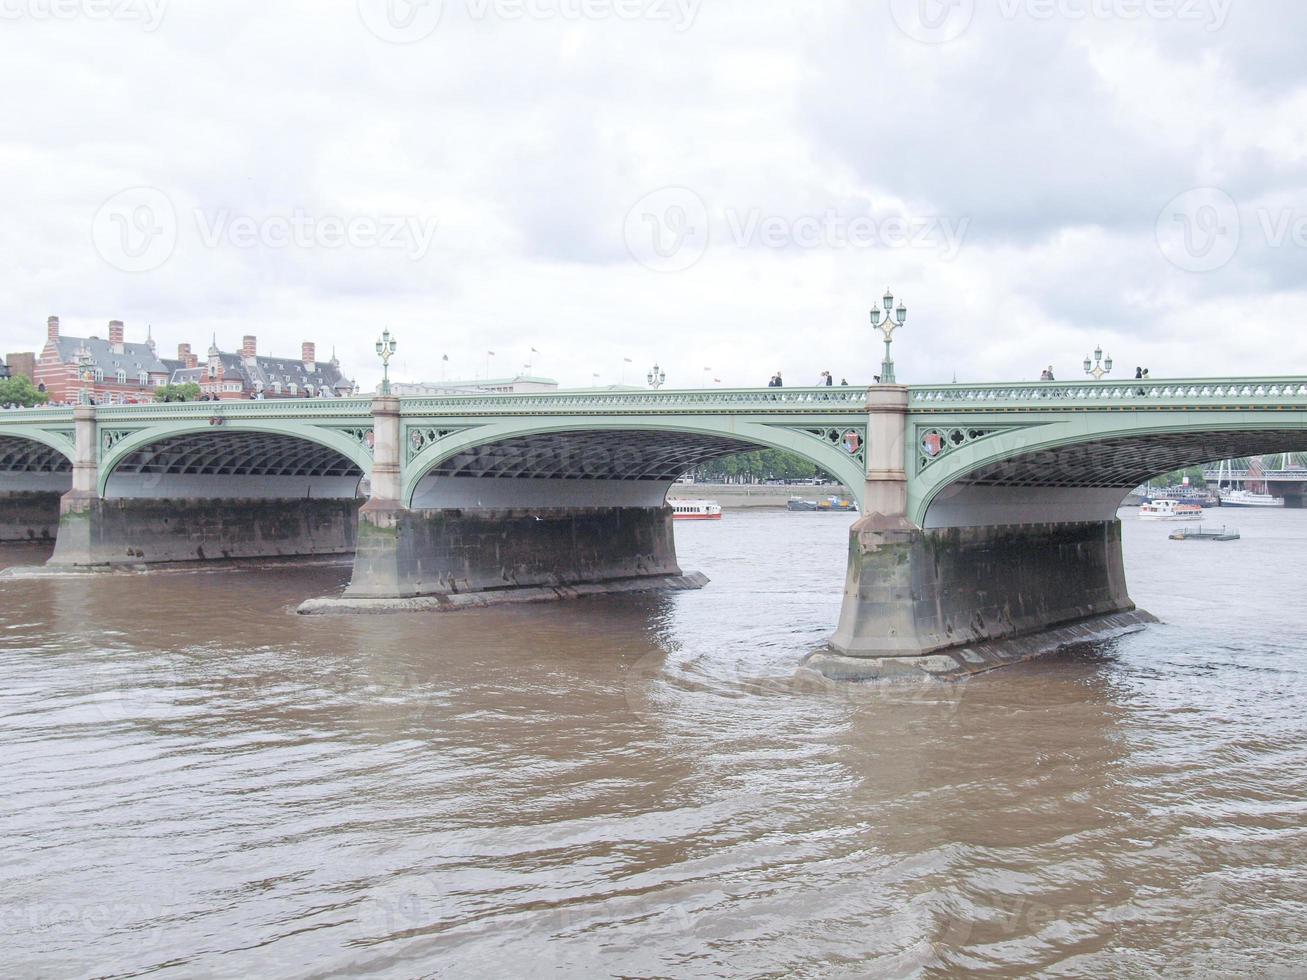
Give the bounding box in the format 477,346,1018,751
116,370,127,384
94,368,104,382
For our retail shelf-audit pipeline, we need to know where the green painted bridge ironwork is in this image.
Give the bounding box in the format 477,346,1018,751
3,379,1307,518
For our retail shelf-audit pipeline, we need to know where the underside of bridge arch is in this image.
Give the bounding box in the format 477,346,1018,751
51,432,365,568
0,435,73,541
409,429,832,509
923,429,1307,527
105,431,364,499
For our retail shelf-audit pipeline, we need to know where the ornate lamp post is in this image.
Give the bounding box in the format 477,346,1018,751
647,363,666,389
1083,346,1113,381
76,344,94,405
870,288,907,384
375,328,397,396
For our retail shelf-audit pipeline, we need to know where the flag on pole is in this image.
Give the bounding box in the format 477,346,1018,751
442,354,449,361
623,357,632,363
531,347,539,354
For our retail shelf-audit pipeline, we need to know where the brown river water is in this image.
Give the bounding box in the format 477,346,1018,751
2,509,1306,977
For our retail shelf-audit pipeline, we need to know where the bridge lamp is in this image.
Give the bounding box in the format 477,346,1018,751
1084,345,1112,381
375,329,398,396
871,288,906,384
647,363,666,389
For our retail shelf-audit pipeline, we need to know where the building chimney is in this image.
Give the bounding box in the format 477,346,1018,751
47,315,59,343
178,342,199,370
242,335,258,361
302,342,316,372
109,320,125,354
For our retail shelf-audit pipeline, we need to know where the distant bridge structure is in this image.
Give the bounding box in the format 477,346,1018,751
2,376,1307,673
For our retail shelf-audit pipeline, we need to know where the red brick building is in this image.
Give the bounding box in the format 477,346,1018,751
31,315,356,404
171,336,356,400
35,316,172,404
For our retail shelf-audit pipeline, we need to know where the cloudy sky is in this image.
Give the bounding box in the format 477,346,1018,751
2,0,1305,390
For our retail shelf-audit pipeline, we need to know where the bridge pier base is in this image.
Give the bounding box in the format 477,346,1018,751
815,518,1150,676
45,495,359,567
306,501,701,611
0,491,61,542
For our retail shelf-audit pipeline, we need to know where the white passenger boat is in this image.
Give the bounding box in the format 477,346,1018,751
1139,499,1203,521
670,499,722,520
1219,490,1283,509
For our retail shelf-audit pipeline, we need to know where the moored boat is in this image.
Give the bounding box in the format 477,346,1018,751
670,499,722,520
788,496,858,512
1219,490,1283,508
1139,499,1203,521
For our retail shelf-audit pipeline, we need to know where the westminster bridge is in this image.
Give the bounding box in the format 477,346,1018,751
3,378,1307,670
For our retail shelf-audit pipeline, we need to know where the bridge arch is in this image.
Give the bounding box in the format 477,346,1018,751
97,422,370,499
911,413,1307,527
0,429,75,493
401,418,867,509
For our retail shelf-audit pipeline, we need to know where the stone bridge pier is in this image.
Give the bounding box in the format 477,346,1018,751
45,405,365,568
814,387,1142,679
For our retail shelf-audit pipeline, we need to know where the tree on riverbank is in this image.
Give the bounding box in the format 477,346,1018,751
154,383,203,403
0,376,48,407
691,449,830,484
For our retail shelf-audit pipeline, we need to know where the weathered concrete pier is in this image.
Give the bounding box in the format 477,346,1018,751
2,376,1306,672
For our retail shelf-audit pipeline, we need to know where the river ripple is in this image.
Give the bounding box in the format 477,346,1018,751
2,508,1306,977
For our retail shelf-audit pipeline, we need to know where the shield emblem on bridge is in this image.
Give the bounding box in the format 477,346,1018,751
922,431,943,457
842,430,862,455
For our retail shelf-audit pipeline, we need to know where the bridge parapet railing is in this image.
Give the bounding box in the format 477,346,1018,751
398,386,870,415
909,378,1307,411
0,406,77,423
92,398,375,421
1202,469,1307,480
